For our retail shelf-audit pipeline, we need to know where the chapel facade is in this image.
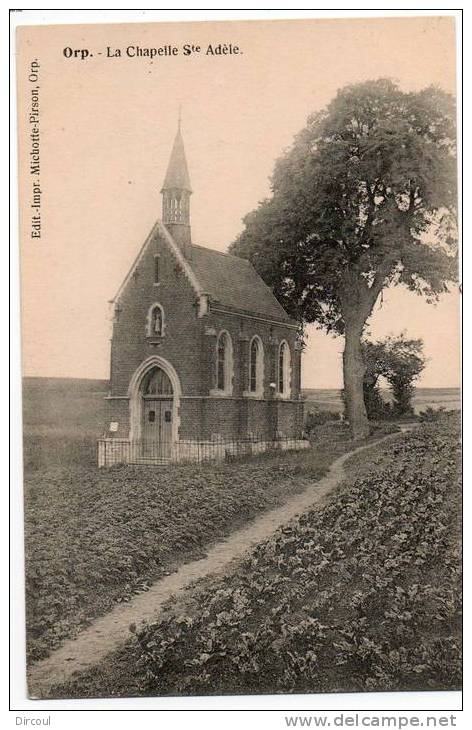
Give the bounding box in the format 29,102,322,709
99,123,307,466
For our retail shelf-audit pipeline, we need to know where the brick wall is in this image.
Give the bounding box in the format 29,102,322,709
109,228,204,399
275,399,304,438
204,309,301,400
103,397,130,439
106,226,304,441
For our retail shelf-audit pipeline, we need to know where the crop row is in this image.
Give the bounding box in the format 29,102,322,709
135,416,461,695
25,430,359,663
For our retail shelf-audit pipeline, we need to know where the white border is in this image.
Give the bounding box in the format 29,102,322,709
8,5,464,721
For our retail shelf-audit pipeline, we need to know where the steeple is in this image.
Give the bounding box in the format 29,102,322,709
161,114,192,254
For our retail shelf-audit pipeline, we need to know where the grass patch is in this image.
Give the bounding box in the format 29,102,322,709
48,415,461,698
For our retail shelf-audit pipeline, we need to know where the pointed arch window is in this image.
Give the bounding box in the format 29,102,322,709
212,330,233,396
278,341,292,398
146,302,165,338
246,335,264,397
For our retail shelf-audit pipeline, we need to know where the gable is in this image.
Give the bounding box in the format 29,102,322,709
111,220,203,307
111,222,295,326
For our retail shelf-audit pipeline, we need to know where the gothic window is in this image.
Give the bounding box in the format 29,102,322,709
146,303,165,338
154,255,160,285
217,333,227,390
248,336,264,396
214,330,233,395
278,341,292,398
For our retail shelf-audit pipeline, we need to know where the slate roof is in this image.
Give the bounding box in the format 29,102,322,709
188,244,294,324
161,127,192,192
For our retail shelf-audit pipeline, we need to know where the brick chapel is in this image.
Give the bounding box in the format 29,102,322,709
99,122,307,465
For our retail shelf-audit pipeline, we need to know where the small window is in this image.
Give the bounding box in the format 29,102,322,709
148,410,156,423
213,330,233,395
248,336,264,396
154,255,160,285
250,340,258,391
278,345,285,394
278,341,292,397
217,333,227,390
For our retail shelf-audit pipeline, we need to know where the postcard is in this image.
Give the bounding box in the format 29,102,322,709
16,15,461,702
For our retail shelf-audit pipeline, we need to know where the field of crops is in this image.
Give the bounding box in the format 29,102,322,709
25,428,367,665
48,415,461,699
131,415,461,696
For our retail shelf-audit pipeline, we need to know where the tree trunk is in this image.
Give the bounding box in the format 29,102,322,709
343,318,370,440
339,261,395,439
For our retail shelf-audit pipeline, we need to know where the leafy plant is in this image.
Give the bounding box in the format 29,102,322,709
304,409,340,433
133,416,461,696
25,431,367,663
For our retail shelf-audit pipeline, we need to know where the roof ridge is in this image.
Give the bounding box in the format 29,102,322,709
190,243,250,263
189,242,295,323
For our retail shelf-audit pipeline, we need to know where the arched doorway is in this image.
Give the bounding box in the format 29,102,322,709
141,366,173,459
128,356,181,461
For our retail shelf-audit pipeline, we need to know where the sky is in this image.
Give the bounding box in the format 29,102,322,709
17,15,460,388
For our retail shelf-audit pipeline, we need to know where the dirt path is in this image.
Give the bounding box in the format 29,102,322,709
28,432,406,698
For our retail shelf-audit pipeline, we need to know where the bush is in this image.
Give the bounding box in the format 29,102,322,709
418,406,448,422
361,334,425,420
363,386,393,420
305,409,340,434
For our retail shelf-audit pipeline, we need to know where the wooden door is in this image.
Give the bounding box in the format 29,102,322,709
142,398,173,459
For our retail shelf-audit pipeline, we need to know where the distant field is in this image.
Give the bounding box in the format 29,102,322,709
303,387,461,415
23,377,109,470
23,376,109,430
22,377,460,470
24,378,460,430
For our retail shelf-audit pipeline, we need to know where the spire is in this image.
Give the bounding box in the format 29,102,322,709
161,115,192,193
161,114,192,255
